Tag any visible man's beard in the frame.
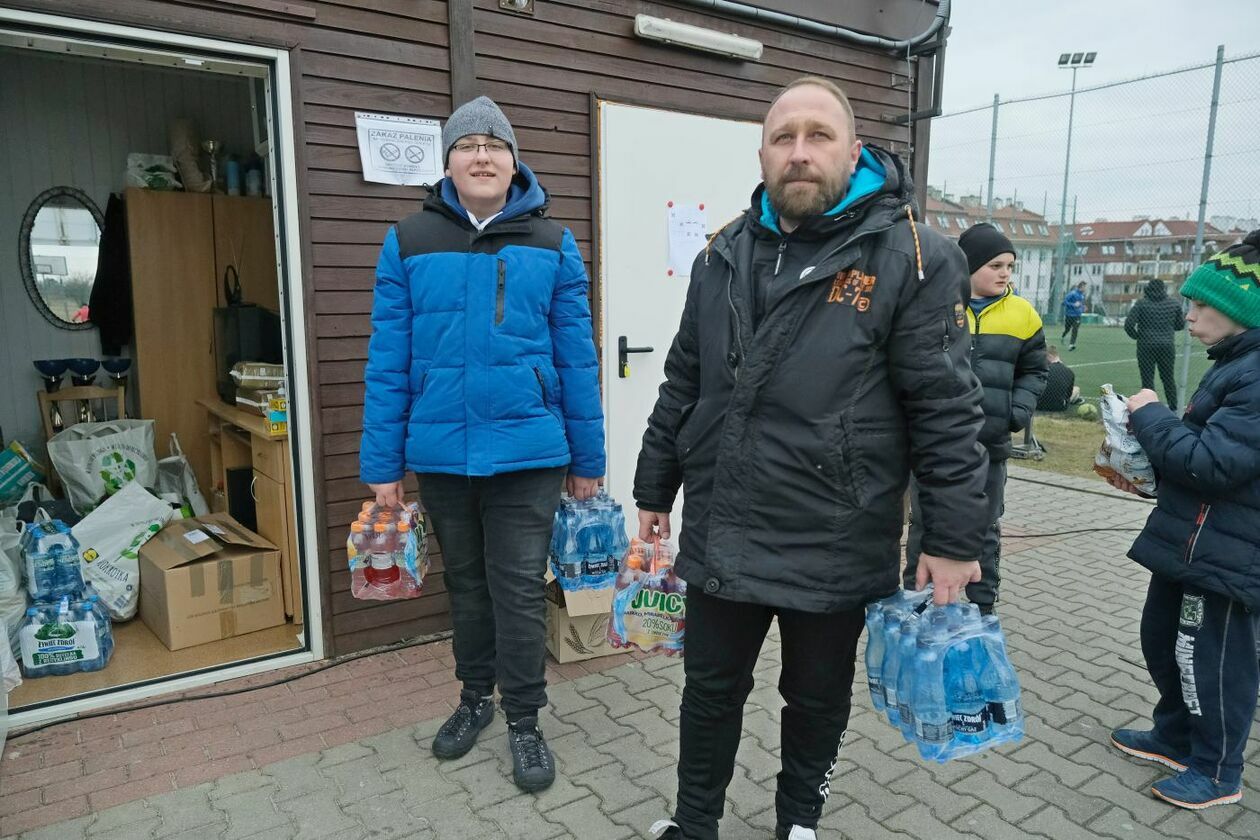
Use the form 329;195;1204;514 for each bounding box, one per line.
766;164;850;222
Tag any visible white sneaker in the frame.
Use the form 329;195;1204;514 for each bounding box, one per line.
787;827;817;840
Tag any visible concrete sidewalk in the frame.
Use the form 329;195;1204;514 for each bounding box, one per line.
3;466;1258;839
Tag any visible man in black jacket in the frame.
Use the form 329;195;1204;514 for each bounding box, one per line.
637;77;989;840
1125;277;1185;410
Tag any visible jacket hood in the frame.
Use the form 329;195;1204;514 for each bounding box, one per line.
434;161;547;223
1145;278;1168;300
748;143;914;239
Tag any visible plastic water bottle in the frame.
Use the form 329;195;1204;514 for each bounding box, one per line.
880;608;905;726
945;639;991;747
979;615;1023;742
366;522;400;587
55;540;84;598
863;604;887;712
895;615;920;742
27;546;57;600
911;627;952;761
86;593;114;667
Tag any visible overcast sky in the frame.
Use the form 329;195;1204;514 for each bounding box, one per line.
927;0;1260;226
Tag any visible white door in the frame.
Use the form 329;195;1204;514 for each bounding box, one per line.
598;101;763;521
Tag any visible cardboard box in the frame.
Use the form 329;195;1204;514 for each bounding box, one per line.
544;578;617;663
138;513;285;650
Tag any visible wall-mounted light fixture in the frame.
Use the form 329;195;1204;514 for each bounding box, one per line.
633;14;763;61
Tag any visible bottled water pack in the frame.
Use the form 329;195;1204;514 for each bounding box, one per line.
549;491;629;591
864;590;1023;762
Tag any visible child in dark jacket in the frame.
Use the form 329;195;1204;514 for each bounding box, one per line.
1105;230;1260;810
903;223;1048;612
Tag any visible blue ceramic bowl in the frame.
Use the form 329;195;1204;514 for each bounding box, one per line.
101;358;132;375
66;358;101;376
33;359;70;377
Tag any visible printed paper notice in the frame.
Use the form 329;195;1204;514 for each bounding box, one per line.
355;112;442;186
183;529;210;545
668;205;707;276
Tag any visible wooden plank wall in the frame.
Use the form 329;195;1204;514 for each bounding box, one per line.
12;0;455;655
320;0;918;655
15;0;926;657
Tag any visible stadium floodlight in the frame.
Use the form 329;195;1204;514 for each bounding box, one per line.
1049;50;1099;321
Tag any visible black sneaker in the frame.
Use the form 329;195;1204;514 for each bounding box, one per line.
432;690;495;760
507;716;555;792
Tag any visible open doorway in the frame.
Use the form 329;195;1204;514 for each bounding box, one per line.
0;18;320;722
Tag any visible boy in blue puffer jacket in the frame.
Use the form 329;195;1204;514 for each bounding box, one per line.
1105;230;1260;810
359;97;605;793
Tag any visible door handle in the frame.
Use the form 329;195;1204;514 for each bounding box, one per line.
618;335;654;378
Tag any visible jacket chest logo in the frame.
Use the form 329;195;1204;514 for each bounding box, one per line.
827;268;876;311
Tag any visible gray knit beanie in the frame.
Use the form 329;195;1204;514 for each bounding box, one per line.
442;96;517;165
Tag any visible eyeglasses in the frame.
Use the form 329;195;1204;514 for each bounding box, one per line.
451;140;512;156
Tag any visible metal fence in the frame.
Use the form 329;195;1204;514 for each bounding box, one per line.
925;47;1260;465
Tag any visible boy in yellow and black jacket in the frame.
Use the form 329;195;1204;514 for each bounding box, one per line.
904;223;1048;611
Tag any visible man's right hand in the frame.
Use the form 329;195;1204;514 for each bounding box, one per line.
916;553;981;605
368;481;405;508
638;509;672;541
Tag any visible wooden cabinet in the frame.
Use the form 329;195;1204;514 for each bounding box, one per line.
201;399;302;624
125;189;278;501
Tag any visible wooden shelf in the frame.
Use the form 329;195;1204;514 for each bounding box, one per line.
198;397;287;441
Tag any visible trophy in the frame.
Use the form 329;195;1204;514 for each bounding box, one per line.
66;358;101;423
102;358;131;420
34;359;68;433
202;139;222;192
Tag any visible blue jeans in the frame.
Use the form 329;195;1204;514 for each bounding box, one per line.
1142;573;1260;786
418;467;565;718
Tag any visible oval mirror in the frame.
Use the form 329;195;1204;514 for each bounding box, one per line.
19;186;104;330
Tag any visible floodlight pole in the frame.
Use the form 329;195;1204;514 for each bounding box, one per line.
1048;52;1095;324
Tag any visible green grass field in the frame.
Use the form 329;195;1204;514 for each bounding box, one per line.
1046;324;1211;404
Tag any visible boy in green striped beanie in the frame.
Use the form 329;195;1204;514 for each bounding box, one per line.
1104;229;1260;810
1178;229;1260;331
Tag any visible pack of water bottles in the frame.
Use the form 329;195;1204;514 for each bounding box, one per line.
20;515;83;601
864;588;1023;763
346;502;428;601
549;491;630;592
607;538;686;656
18;586;114;678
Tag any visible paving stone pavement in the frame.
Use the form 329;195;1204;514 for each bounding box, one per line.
7;467;1260;839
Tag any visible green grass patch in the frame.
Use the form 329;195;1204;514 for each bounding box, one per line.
1011;413;1106;481
1049;324;1211;403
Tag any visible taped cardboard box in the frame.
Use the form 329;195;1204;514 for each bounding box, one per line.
544;577;616;663
137;513;284;650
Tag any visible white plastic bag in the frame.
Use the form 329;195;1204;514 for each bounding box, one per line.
1;589;26;661
0;625;20;693
0;511;20;598
71;481;172;620
1093;383;1158;497
47;420;158;513
125;153;182;190
155;434;209;518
